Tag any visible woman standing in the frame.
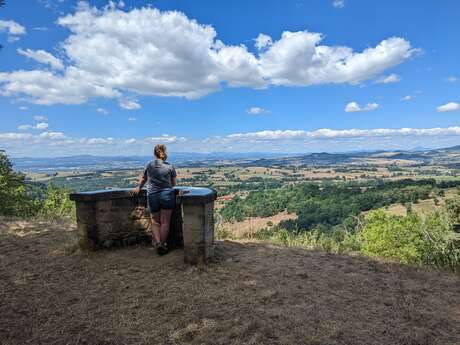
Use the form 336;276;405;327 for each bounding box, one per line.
132;144;177;255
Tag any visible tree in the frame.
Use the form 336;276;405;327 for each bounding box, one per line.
0;150;38;216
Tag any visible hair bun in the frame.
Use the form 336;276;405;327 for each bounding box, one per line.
154;144;167;160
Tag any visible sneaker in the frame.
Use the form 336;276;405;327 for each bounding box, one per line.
156;244;169;256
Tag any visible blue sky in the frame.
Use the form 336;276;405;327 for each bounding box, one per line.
0;0;459;157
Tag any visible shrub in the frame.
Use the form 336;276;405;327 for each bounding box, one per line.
361;208;460;271
39;184;76;220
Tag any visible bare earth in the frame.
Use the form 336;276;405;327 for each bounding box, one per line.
1;218;459;345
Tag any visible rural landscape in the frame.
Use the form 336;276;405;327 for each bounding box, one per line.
2;0;460;344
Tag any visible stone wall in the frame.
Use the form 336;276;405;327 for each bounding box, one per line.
70;187;217;264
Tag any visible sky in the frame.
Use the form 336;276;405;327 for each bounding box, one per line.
0;0;459;157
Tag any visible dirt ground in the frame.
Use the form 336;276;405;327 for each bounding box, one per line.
1;218;459;345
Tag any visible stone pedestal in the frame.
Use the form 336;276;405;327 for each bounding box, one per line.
70;186;217;264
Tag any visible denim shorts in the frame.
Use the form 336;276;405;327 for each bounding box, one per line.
147;189;175;213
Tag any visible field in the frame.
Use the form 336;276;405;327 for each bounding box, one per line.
24;151;460;238
1;217;459;345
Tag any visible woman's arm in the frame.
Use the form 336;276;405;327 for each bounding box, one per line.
132;168;147;195
171;176;177;187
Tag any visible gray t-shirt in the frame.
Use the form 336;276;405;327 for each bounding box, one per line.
142;159;176;194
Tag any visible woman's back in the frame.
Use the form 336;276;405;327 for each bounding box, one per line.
143;159;176;194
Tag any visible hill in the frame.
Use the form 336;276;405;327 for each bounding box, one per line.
1;218;459;345
11;144;460;172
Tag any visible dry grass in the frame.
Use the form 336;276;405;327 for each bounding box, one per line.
220;211;297;238
1;218;459;345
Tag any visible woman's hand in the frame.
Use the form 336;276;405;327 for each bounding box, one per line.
131;186;141;196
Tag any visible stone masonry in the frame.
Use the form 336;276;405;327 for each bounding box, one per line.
70;186;217;264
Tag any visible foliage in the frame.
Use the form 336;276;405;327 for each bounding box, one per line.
0;151;75;220
39;184;76;220
219;179;448;231
0;150;40;216
224;194;460;272
360;207;460;271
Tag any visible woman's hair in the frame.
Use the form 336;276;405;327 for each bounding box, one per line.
154;144;167;160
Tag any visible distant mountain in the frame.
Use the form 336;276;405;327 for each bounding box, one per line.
10;144;460;171
11;152;295;172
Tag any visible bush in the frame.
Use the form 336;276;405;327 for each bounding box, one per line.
361;208;460;271
39;184;76;220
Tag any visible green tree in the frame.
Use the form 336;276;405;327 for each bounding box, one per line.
40;184;75;220
0;150;38;216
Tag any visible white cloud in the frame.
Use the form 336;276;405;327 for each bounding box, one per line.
3;126;460;156
376;73;400;84
17;122;49;131
17;48;64;70
401;95;413;101
128;117;137;121
226;127;460;140
254;34;272;50
0;20;26;35
35;122;49;130
345;101;379;112
119;99;141;110
17;125;33;131
0;4;417;105
0;132;32;140
33;27;49;31
19;106;28;111
145;135;186;144
333;0;345;8
96;107;109;115
39;131;66;139
446;76;457;83
33;115;47;121
247;107;269;115
437;102;460;113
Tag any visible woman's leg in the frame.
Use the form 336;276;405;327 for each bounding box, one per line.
159;208;173;245
150;212;161;246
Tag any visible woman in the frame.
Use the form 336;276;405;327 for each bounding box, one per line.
132;144;177;255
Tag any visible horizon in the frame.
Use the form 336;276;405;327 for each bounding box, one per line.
1;1;460;157
9;142;458;160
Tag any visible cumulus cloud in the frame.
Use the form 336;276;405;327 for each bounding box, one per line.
127;117;137;121
145;135;186;144
446;76;457;83
0;20;26;35
3;126;460;156
333;0;345;8
437;102;460;113
17;48;64;70
17;125;33;131
96;107;109;115
0;4;417;106
17;122;49;131
0;132;33;140
247;107;269;115
254;34;272;50
376;73;400;84
225;127;460;140
33;115;47;121
119;99;141;110
39;131;66;139
401;95;413;101
36;122;49;130
345;101;379;112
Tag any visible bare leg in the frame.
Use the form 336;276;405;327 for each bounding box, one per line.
159;209;173;245
150;212;161;246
